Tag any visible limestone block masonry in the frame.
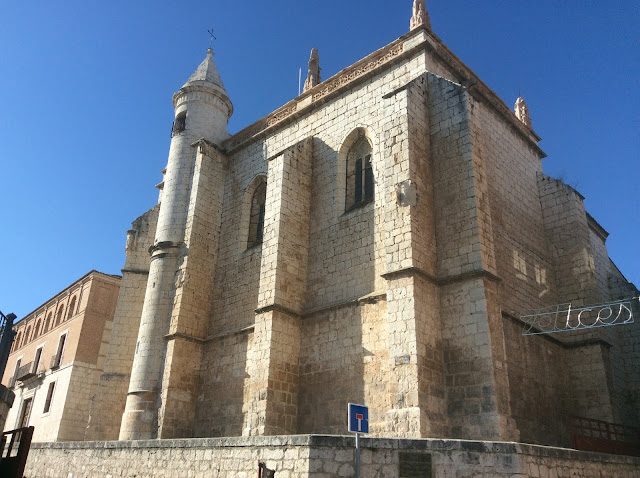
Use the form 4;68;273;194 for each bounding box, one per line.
25;435;640;478
120;48;233;440
90;1;639;451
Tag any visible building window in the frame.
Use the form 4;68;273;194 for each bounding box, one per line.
33;347;43;374
52;334;67;369
9;358;22;388
247;180;267;248
43;382;56;413
19;397;33;428
45;311;53;332
11;333;21;353
171;111;187;137
24;325;32;345
345;136;374;211
67;297;77;319
55;305;65;327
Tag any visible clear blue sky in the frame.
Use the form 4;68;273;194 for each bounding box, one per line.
1;1;638;319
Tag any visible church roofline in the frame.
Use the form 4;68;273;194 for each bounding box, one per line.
586;212;610;242
222;25;546;159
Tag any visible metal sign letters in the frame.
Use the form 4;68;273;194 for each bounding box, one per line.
521;297;638;336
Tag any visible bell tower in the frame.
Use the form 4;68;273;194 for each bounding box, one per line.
119;48;232;440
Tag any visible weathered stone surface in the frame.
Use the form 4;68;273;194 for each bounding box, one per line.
78;2;639;451
25;435;640;477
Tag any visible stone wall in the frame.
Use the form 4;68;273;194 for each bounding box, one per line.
89;23;639;445
25;435;640;478
298;301;389;436
197;42;431;439
86;207;158;441
0;385;14;430
501;316;570;448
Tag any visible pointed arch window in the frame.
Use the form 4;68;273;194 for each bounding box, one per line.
247;180;267;248
67;297;77;319
345;136;374;211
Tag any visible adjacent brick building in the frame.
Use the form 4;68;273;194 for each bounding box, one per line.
86;1;639;449
1;271;120;442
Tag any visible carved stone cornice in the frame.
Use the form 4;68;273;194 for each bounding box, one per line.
223;35;409;154
223;26;546;159
172;84;233;119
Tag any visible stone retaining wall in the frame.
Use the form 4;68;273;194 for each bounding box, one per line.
25;435;640;477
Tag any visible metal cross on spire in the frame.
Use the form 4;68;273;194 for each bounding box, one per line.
207;29;216;49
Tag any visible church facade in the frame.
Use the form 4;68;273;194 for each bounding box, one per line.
86;1;639;448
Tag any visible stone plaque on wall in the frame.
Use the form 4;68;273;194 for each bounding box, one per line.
398;452;432;477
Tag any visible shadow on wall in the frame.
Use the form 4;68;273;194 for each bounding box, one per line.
192;151;268;438
297;134;381;434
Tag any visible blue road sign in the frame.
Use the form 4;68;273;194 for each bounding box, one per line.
348;403;369;434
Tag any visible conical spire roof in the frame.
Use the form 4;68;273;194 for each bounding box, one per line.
182;48;228;93
175;47;233;120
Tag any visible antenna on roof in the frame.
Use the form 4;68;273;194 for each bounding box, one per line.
298;68;302;96
207;29;217;49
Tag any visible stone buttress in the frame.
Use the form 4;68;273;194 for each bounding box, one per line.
119;49;232;440
243;139;313;435
380;75;448;437
426;73;518;441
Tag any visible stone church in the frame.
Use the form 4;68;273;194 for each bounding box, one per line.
86;1;639;448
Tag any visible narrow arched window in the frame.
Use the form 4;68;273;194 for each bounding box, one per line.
247;181;267;248
345;136;374;211
171;111;187;137
12;332;22;352
25;325;32;345
45;311;53;332
67;297;77;319
35;320;42;339
55;305;65;327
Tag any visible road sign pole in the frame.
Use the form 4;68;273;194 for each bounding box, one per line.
348;402;368;478
355;432;361;478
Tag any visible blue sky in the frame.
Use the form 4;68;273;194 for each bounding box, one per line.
1;1;638;319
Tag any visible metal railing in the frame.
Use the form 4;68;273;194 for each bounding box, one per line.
13;360;45;384
0;426;34;478
14;362;35;382
568;415;640;457
50;352;63;369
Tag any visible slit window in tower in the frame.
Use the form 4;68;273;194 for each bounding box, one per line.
171;112;187;137
248;180;267;248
